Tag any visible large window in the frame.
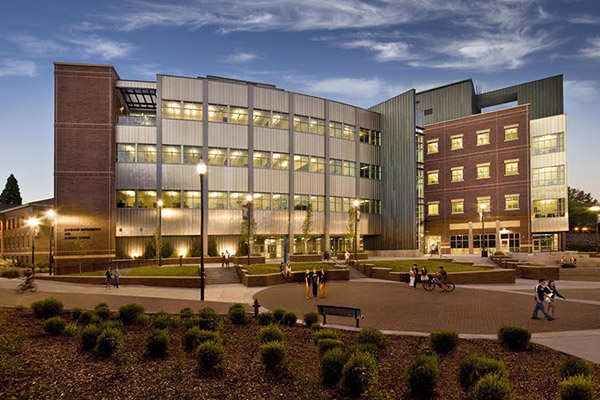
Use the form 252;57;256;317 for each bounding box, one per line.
116;190;135;208
162;100;181;119
477;197;491;212
253;151;271;169
330;197;352;213
330;122;343;138
294;155;309;171
208;104;227;123
183;146;202;164
117;143;136;163
253;109;270;127
183;191;201;208
272;153;289;170
310;156;326;173
476;130;490;146
450;235;469;250
504;160;519;176
229;149;248;167
359;128;370;143
360;163;369;178
370;165;381;180
137;144;157;163
208;148;228;165
504;125;518;141
230;106;248;125
500;233;520;252
534;198;566;218
311;195;325;211
229;192;248;210
343;161;356;177
360;199;370;213
272;194;289;210
183;102;202;121
272;112;289;129
294;194;310;210
162;191;181;208
209;192;228;209
253;193;271;210
343;124;355;140
428;202;439;216
137;191;157;208
474;234;496;249
370;130;380;146
532;132;564;155
427;140;439;154
162;145;181;164
505;195;519;210
451;200;464;214
310;118;325;135
451;135;463;150
451;167;464;182
427;171;439;185
330;159;343;175
477;163;490;179
293;115;309;132
533;165;565;187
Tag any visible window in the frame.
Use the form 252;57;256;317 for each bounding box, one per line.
370;165;381;180
427;171;439;185
533;165;565;187
500;233;520;252
310;118;325;134
183;146;202;164
253;193;271;210
451;135;463;150
474;234;496;250
208;192;228;209
272;112;289;129
428;202;439;216
360;199;370;213
253;109;270;127
360;163;370;178
272;153;289;170
137;144;157;163
162;191;181;208
294;194;310;210
476;130;490;146
532;132;564;155
183;102;202;121
329;159;343;175
162;145;181;164
183;191;201;208
451;200;464;214
450;235;469;249
116;190;135;208
293;115;309;132
208;148;228;165
162;100;181;119
343;124;355;141
533;198;566;218
373;131;381;146
272;194;289;210
372;199;381;214
359;128;370;143
504;125;518;141
451;167;464;182
137;191;157;208
117;143;136;163
504;160;519;176
369;130;378;145
330;122;343;138
230;106;248;125
311;195;325;211
294;155;309;171
505;195;519;210
343;161;356;177
477;163;490;179
330;197;342;212
229;149;248;167
229;192;248;209
424;108;433;116
427;140;439;154
208;104;227;123
477;197;491;212
310;156;326;173
253;151;271;168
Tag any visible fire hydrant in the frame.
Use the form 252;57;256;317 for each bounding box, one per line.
253;299;260;317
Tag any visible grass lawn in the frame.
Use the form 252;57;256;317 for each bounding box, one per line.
70;265;200;277
243;262;344;275
370;259;492;273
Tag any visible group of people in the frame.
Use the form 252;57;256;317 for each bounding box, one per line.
305;267;328;299
532;278;566;321
560;256;577;268
279;262;292;280
407;264;448;289
104;266;120;289
220;251;232;268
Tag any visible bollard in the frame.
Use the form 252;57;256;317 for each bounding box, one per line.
253;298;260;317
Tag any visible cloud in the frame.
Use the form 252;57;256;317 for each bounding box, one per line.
564;80;598;99
7;34;66;57
0;59;36;77
224;51;260;63
71;21;105;31
579;37;600;59
567;15;600;24
62;37;134;60
342;40;414;62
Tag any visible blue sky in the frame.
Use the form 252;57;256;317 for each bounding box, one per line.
1;0;599;203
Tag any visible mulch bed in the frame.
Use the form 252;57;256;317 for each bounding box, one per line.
1;307;599;399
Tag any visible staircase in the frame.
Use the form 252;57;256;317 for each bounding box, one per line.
204;267;241;285
348;265;367;280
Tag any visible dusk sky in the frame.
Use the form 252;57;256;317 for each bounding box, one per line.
1;0;599;203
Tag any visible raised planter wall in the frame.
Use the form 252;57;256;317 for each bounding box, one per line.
235;265;349;287
515;265;560;280
37;275;202;288
336;252;368;260
289;254;323;262
356;264;515;284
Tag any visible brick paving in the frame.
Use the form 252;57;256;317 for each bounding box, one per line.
512;288;600;303
254;281;600;334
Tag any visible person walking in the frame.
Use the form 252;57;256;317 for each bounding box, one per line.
420;266;428;288
305;269;312;299
545;280;566;317
344;250;350;264
221;252;226;268
225;250;230;268
105;267;112;290
113;267;120;289
532;278;554;321
319;268;327;297
409;266;416;289
312;267;319;298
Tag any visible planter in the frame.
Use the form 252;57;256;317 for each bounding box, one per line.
289;254;323;262
336;252;368;261
235;264;350;287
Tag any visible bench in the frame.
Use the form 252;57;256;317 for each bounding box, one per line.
317;304;363;327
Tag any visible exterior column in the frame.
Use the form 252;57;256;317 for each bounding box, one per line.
323;101;330;254
202;80;209;256
496;219;501;251
288;93;295;256
468;221;473;254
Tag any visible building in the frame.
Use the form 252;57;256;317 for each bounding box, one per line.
51;63;567;273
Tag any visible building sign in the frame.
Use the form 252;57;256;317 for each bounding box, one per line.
63;227;102;240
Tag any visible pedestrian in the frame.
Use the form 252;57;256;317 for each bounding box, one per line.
545;280;566;317
409;266;416;289
285;262;292;279
420;266;428;287
279;261;286;279
221;252;226;268
319;268;327;297
113;267;120;289
225;250;230;267
344;250;350;264
413;266;419;288
305;269;312;299
312;267;319;297
532;278;554;321
105;266;112;290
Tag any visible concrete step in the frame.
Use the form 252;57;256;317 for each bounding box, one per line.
348;266;367;280
204;267;241;285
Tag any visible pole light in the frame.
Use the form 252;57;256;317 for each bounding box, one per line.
479;203;487;257
46;210;56;275
353;199;360;264
157;199;164;266
197;161;207;301
590;206;600;252
245;194;253;267
26;217;39;266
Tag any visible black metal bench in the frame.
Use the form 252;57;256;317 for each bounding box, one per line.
317;305;363;327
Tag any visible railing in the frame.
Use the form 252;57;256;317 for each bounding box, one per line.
118;115;156;126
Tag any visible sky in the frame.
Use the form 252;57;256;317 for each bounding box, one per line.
0;0;599;203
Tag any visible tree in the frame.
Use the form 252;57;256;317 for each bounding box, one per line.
345;207;356;251
0;174;22;205
72;239;87;274
189;238;202;257
208;236;218;257
301;203;313;253
154;227;162;260
239;202;257;256
568;186;599;230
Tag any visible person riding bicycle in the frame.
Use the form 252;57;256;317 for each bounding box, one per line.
436;266;448;285
24;268;35;286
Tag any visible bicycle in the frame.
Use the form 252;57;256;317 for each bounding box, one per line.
16;279;38;294
423;275;455;292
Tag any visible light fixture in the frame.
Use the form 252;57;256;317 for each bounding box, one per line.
353;199;360;208
479;203;487;210
197;161;207;176
46;210;56;218
246;194;253;202
590;206;600;212
500;228;510;234
157;200;164;207
26;218;39;227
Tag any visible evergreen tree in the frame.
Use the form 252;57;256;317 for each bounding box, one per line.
239;202;257;256
568;186;599;230
0;174;22;205
345;207;356;251
301;203;313;253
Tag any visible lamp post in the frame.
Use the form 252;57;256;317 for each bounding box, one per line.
46;210;56;275
590;205;600;252
26;217;40;266
479;203;487;257
353;199;360;264
157;199;163;266
245;194;253;266
197;162;207;301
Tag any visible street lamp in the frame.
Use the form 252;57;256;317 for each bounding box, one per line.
46;210;56;275
245;194;253;267
590;206;600;252
26;217;40;266
353;199;361;264
479;203;487;257
197;161;207;301
157;199;164;266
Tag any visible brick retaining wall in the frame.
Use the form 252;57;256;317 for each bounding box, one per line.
235;265;349;287
37;275;202;288
514;265;560;280
356;264;515;284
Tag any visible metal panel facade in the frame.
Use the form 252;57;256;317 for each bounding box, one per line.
416;80;476;125
253;127;289;152
161;76;203;102
116;125;157;144
162;120;202;145
208;81;248;106
293;94;325;118
329;101;356;125
254;87;289;112
116;164;157;189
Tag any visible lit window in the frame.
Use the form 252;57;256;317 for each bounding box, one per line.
476;130;490;146
330;197;342;212
427;140;439;154
343;161;356;177
208;104;227;123
360;199;370;213
360;163;370;179
532;132;564;155
116;190;135;208
229;106;248;125
162;145;181;164
451;167;464;182
504;160;519;176
505;195;519;210
477;197;491;212
253;109;271;127
272;112;289;129
310;157;326;173
137;191;157;208
253;193;271;210
293;194;310;210
183;146;202;164
451;200;464;214
162;100;181;119
208;148;228;166
137;144;157;163
428;202;439;216
329;159;343;175
369;130;378;145
229;149;248;167
183;102;202;121
451;135;463;150
162;191;181;208
311;195;325;211
272;194;289;210
374;131;381;146
427;171;439;185
294;155;309;171
183;191;201;208
533;198;566;218
310;118;325;135
359;128;370;143
330;122;343;138
343;124;355;140
272;153;289;170
253;151;271;168
229;192;249;210
532;165;565;187
117;143;136;163
208;192;228;209
293;115;309;132
477;163;490;179
504;125;518;141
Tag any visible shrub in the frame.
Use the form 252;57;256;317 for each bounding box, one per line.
459;354;508;390
196;308;222;331
357;328;387;349
113;351;137;376
558;375;596;400
429;330;459;354
259;341;287;371
346;343;379;360
257;312;274;326
229;303;245;311
94;303;111;320
341;351;378;397
145;329;170;358
135;313;151;327
64;323;78;337
471;374;512;400
497;326;531;350
321;347;347;385
81;324;101;350
179;307;194;319
153;313;176;330
14;304;26;312
95;327;124;358
78;310;99;326
317;338;344;357
0;268;20;279
558;358;593;379
183;328;220;352
311;323;322;331
313;328;339;345
195;341;225;370
0;333;27;356
31;297;64;319
282;311;297;326
228;307;247;325
303;311;320;326
43;317;66;336
272;308;287;322
99;320;123;332
403;354;441;399
70;307;84;321
119;303;145;325
259;325;284;344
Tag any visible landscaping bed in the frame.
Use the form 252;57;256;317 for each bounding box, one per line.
69;265;201;277
243;262;344;275
369;259;492;272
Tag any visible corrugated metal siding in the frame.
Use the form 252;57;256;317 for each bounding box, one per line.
291;211;325;234
329;213;349;235
161;209;202;236
329;138;356;161
415;81;475;125
162;119;202;145
208;81;248;106
207;166;248;191
254;87;289;112
255;210;289;235
359;178;380;199
116;209;158;237
358;143;380;164
294;172;325;195
116;125;157;144
162;164;202;190
254;169;289;193
161;76;203;102
330;175;356;198
364;215;382;235
358;109;380;130
207;123;248;148
116;164;157;189
294;132;325;156
254;127;289;152
293;94;324;118
329;102;356;125
208;210;244;234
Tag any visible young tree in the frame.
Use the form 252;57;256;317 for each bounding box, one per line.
301;203;313;253
189;238;202;257
72;239;87;274
568;186;599;230
0;174;22;205
345;207;356;252
239;202;257;256
154;227;162;260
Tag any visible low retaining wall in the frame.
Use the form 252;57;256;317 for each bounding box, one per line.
37;275;202;288
235;265;350;287
366;249;422;258
336;252;368;261
289;254;323;262
355;264;515;284
515;265;560;280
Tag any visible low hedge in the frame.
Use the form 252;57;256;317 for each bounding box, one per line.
341;351;378;397
313;329;339;345
471;373;512;400
259;341;287;371
228;306;248;325
81;325;101;350
195;340;225;370
404;354;441;399
145;329;171;358
281;311;297;326
95;327;124;358
459;354;508;390
558;358;593;379
497;325;531;350
558;375;596;400
272;308;287;322
429;330;459;354
257;312;274;326
259;325;284;344
183;328;221;352
31;297;64;319
303;312;320;326
316;339;344;357
43;317;66;336
119;303;145;326
357;328;387;349
94;303;111;320
321;347;347;385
